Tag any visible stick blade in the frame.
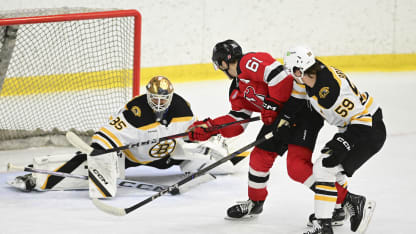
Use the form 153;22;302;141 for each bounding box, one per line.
66;131;94;154
92;198;127;216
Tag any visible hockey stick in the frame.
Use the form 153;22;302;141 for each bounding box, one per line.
66;116;260;156
7;163;179;195
92;131;274;216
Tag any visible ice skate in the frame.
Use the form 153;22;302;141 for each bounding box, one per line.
7;174;36;192
307;207;346;227
343;192;376;233
304;219;333;234
225;199;264;219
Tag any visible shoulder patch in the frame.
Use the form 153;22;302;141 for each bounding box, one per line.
130;106;141;117
310;65;341;109
123;94;156;128
319;87;330;99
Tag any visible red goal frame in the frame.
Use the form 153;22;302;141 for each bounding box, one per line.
0;9;142;96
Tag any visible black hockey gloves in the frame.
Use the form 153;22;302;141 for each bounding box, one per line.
272;114;292;141
322;133;353;168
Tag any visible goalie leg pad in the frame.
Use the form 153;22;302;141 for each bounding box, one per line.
33;153;88;191
88;152;118;199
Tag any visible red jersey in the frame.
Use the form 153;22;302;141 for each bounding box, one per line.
214;52;293;137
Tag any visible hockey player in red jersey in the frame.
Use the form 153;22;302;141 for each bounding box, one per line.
187;40;340;220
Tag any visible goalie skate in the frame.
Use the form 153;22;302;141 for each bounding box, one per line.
7;174;36;192
225;199;264;220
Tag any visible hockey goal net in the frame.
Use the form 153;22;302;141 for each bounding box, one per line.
0;8;141;150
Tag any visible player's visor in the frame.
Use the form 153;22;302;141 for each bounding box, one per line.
212;60;220;70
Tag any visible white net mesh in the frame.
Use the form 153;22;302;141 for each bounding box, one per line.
0;8;138;149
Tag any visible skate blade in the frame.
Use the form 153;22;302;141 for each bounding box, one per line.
307;220;344;227
357;200;376;234
224;214;259;220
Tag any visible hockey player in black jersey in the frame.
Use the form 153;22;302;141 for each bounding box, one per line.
280;47;386;234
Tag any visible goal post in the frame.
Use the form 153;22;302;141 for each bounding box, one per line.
0;8;141;149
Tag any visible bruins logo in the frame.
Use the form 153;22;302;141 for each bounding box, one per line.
131;106;141;117
319;87;330;99
149;139;176;158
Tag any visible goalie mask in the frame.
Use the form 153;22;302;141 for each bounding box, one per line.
146;76;174;119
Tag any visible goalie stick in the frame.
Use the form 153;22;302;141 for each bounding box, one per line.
66;116;260;156
7;163;179;195
92;131;274;216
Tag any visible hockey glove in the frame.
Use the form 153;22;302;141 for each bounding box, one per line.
322;133;353;167
261;97;281;125
273;114;292;141
188;118;219;142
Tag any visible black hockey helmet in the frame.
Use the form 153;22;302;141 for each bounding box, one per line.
212;39;243;71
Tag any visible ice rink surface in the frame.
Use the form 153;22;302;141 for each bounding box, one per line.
1;72;415;234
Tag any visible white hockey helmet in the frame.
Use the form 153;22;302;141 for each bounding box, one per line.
146;76;174;113
283;46;315;84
